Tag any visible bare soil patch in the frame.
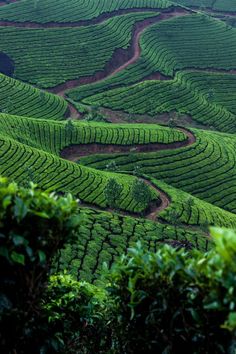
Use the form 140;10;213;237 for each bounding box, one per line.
48;8;189;96
60;127;196;162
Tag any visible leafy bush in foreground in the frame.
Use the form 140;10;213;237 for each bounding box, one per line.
43;273;108;353
1;178;236;353
105;229;236;353
0;178;80;353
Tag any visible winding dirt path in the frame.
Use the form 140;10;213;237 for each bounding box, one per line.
48;8;189;96
61;126;196;220
189;5;236;18
78;177;170;221
144;179;170;220
61;127;196;162
0;7;177;28
0;6;190;119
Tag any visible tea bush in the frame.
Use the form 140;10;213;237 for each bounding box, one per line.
0;177;80;353
105;229;236;353
43;273;109;353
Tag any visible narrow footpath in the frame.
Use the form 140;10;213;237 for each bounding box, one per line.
48;8;189;96
61;126;196;220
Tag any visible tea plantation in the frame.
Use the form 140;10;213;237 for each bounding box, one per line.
0;73;68;119
0;0;172;23
0;11;159;87
82;71;236;132
1;0;236;350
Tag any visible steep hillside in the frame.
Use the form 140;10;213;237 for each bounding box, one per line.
0;0;236;281
0;73;68;119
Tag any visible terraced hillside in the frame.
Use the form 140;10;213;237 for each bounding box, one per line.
0;0;236;281
56;207;211;282
0;11;161;87
174;0;236;13
81;70;236;132
0;0;172;22
67;12;236;131
0;73;68;119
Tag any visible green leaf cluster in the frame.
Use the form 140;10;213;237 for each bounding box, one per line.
104;228;236;353
43;272;109;353
0;177;80;353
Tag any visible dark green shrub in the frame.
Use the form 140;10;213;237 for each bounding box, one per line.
43;273;109;353
105;229;236;353
131;178;152;213
0;177;80;353
104;178;123;209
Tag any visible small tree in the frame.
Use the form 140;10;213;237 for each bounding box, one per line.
39;90;46;102
131;179;152;210
186;196;194;210
106;160;118;172
104;178;123;209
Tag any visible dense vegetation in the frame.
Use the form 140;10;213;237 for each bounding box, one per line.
81;70;236;132
1;0;236;351
1;180;236;353
0;114;186;153
80;129;236;213
0;73;68;119
0;11;158;87
0;0;172;22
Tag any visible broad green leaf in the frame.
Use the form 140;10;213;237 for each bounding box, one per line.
38;250;46;264
13;197;28;221
12;235;26;246
11;251;25;265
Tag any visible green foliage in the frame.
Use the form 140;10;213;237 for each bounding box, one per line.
84;106;108;122
0;115;186;155
43;273;109;353
65;119;75;134
104;178;123;209
106;160;118;172
0;129;154;213
168;117;177;128
0;73;67;120
0;12;158;87
104;228;236;353
0;0;171;23
83;70;236;133
131;178;152;210
56;208;211;283
0;177;80;353
80;129;236;214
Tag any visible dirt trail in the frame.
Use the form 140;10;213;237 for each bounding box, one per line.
78;177;170;221
0;6;189;119
61;126;195;220
143;179;170;220
189;5;236;18
206;9;236;17
61;127;196;162
48;8;189;96
0;7;178;28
